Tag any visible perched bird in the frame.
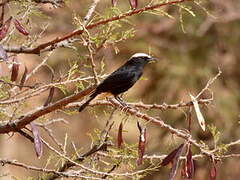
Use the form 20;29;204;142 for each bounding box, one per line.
79;53;157;112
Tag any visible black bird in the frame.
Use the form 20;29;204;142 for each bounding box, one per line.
79;53;157;112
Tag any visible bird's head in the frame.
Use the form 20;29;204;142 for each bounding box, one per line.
129;53;157;65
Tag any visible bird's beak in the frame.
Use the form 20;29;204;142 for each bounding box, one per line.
148;57;158;63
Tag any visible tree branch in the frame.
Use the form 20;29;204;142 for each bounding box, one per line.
0;86;95;134
4;0;192;54
108;98;212;157
68;98;212;110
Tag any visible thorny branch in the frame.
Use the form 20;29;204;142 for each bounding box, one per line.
0;85;95;133
109;98;212;156
0;159;103;179
0;0;64;7
1;145;239;178
96;152;240;161
0;93;211;134
37;133;158;178
45;110;115;180
4;0;192;54
13;114;114;180
0;70;219;150
83;25;99;84
83;0;101;25
2;67;234;178
82;0;101;84
0;79;35;89
68;98;213;110
196;68;222;99
1;0;239;179
0;74;108;105
33;0;64;6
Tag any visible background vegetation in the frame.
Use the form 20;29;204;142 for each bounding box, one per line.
0;0;239;179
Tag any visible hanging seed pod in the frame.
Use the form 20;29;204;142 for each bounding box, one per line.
167;144;185;180
136;122;146;166
117;122;123;148
30;122;43;159
19;65;28;90
112;0;118;6
190;94;206;131
0;16;12;40
161;144;184;166
182;144;194;179
129;0;138;9
210;161;217;180
10;57;20;82
14;19;29;36
44;87;55;106
186;146;194;178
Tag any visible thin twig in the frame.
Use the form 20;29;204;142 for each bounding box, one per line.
83;0;101;26
87;42;99;84
97;152;240;161
0;79;35;89
81;23;99;84
196;68;222;99
0;158;102;179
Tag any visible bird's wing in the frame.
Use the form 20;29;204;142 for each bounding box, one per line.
96;66;141;94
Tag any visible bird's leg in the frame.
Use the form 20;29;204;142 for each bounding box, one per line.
115;95;127;107
114;95;135;113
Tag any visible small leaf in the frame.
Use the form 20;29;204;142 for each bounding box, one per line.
168;144;185;180
161;143;184;166
44;87;55;106
30;122;43;158
112;0;117;6
19;65;28;90
11;57;20;82
190;94;206;131
0;45;8;61
136;122;146;166
117;122;123;148
0;16;12;40
210;164;217;180
129;0;138;9
14;19;29;36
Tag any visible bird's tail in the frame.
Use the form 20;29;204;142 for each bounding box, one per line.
79;91;98;112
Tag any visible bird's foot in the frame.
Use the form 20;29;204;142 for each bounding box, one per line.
115;96;127;106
